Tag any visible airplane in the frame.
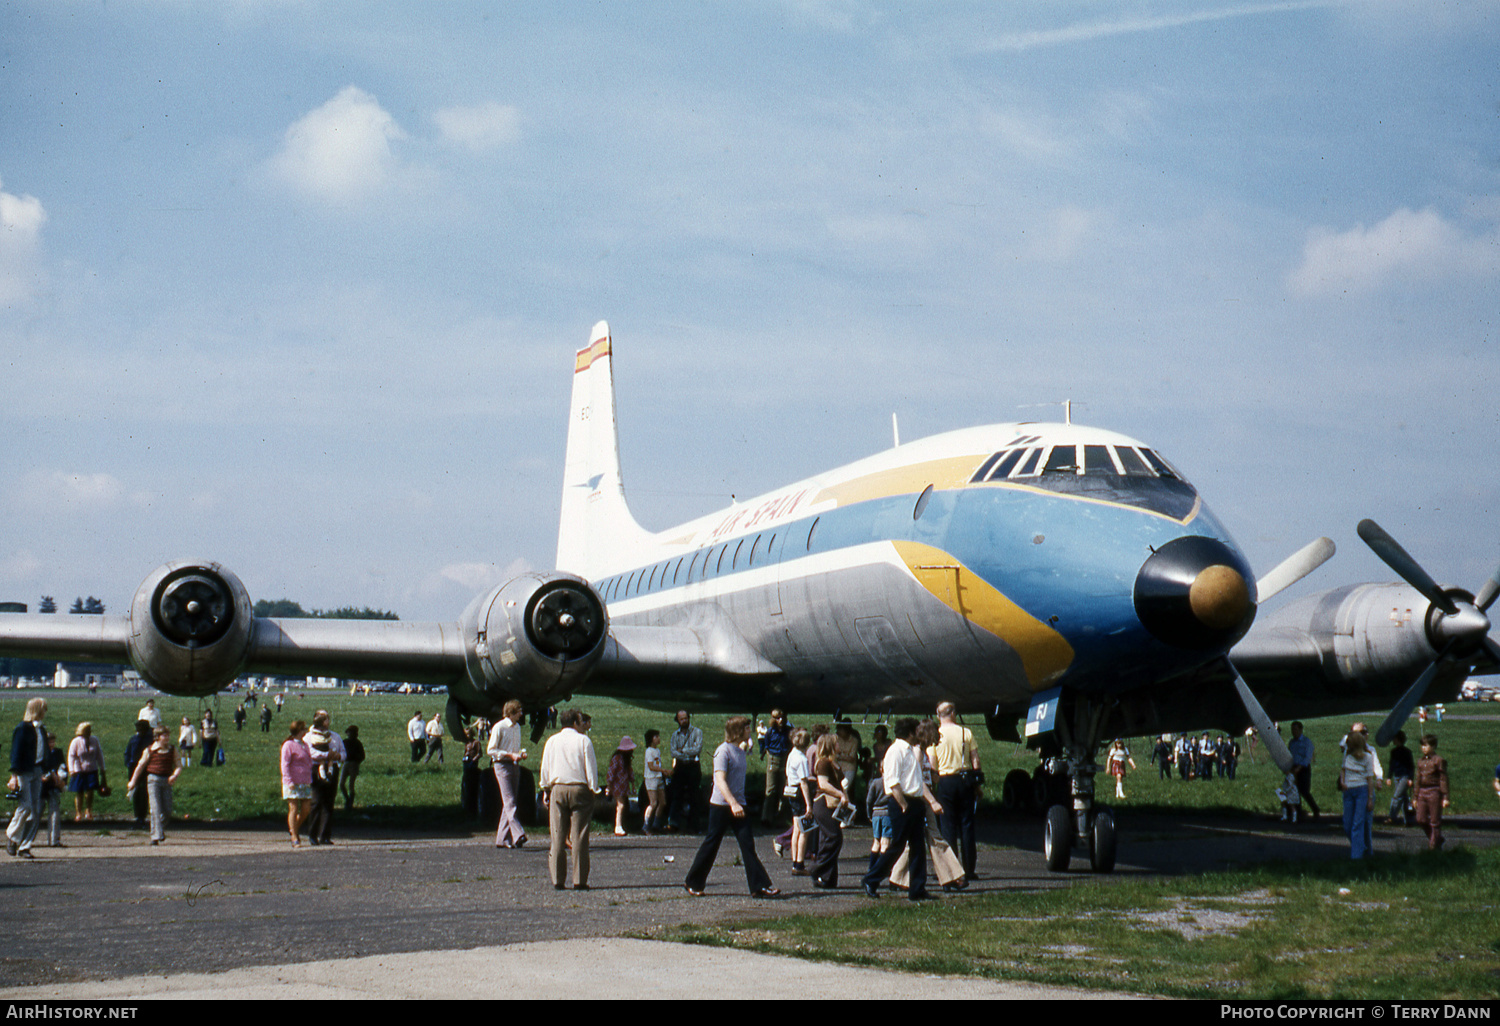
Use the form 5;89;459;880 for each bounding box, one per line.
2;321;1497;873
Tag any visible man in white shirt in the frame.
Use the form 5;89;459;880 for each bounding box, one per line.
540;708;598;890
407;711;427;762
861;718;941;901
137;699;163;731
487;699;528;849
305;710;345;845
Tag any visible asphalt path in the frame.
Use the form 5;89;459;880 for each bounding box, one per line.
2;805;1495;1000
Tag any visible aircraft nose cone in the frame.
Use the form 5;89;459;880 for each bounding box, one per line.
1135;536;1256;650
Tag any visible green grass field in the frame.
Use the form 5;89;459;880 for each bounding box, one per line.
4;688;1497;826
665;846;1500;999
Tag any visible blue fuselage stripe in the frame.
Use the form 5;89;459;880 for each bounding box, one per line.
597;484;1246;694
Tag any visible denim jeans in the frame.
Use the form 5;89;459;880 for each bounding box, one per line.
1342;785;1372;859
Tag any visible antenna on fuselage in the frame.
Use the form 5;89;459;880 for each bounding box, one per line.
892;413;900;448
1018;400;1077;425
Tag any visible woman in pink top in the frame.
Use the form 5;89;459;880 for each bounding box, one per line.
280;720;313;847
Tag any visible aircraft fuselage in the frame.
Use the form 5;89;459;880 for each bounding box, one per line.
584;422;1254;716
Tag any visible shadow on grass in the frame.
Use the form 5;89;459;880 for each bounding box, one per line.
1235;845;1481;886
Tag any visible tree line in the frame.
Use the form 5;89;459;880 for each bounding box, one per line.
253;599;399;620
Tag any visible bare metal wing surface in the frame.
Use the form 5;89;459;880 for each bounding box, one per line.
3;319;1496;874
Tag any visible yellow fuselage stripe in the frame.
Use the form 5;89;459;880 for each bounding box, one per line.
893;540;1075;691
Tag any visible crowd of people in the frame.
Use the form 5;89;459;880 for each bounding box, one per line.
1149;732;1243;782
3;692;371;853
465;700;987;899
7;692;1493;880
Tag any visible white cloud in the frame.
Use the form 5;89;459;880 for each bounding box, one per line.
974;2;1331;53
434;102;521;151
437;558;530;593
1288;207;1500;295
265;86;406;204
0;176;46;304
7;471;156;516
1028;205;1094;263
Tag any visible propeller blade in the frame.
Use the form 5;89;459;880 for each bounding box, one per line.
1474;564;1500;613
1226;657;1294;775
1483;635;1500;668
1375;648;1452;748
1256;536;1336;604
1356;519;1458;615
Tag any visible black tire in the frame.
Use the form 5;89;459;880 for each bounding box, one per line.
1089;807;1117;873
1002;769;1034;813
1043;804;1072;872
1035;765;1072;809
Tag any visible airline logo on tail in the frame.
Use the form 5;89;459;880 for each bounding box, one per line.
575;332;611;373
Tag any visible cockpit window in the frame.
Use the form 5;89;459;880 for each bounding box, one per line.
1042;445;1079;475
989;449;1026;480
1083;445;1116;476
1115;446;1152;476
1140;449;1180;480
970;452;1004;483
969;439;1197;519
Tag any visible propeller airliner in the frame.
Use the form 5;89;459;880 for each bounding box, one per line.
3;321;1495;872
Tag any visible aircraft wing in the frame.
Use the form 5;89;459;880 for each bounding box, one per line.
0;613;132;666
0;610;467;689
244;618;467;686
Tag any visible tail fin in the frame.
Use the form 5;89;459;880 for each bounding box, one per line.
556;321;654;577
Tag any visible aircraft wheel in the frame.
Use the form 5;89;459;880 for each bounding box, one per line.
1089;807;1117;874
1043;804;1072;872
1033;766;1064;809
1002;769;1034;813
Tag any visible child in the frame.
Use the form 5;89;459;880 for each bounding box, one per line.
340;725;365;810
1276;772;1301;823
40;732;66;847
1107;739;1136;799
642;730;665;835
865;763;891;874
607;737;636;836
1413;734;1449;851
1385;731;1415;826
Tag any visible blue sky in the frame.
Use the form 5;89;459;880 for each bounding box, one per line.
2;1;1496;622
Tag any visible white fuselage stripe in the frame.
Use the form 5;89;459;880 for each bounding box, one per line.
604;541;905;619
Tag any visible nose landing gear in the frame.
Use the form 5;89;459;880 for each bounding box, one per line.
1039;749;1116;873
1028;689;1118;874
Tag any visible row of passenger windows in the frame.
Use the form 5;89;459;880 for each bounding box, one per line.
970;444;1182;484
599;522;818;603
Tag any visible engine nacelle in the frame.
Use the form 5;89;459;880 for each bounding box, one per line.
128;561;255;698
1246;582;1446;695
457;572;608;710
